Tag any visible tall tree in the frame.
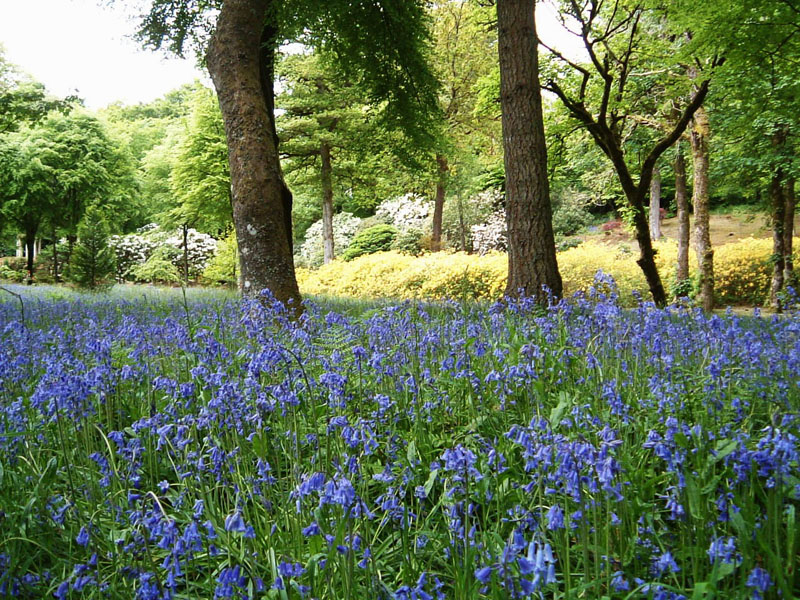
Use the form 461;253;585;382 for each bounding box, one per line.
543;2;715;306
673;139;690;288
277;52;368;264
133;0;439;306
429;1;498;252
497;0;562;300
168;85;232;235
691;104;714;311
649;162;661;240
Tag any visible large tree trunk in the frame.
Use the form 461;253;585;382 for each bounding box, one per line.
320;141;335;264
497;0;562;300
432;154;448;252
784;177;795;288
674;141;690;286
649;162;662;240
690;105;714;311
769;128;787;310
206;0;301;307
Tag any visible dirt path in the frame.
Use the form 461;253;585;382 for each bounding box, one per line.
583;212;798;247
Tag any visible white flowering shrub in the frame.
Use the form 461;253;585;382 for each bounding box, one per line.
165;229;218;278
109;232;158;282
442;188;503;251
375;193;433;232
298;212;362;268
108;224;217;282
471;210;507;255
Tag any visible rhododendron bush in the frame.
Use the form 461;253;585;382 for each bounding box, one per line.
109;224;217;281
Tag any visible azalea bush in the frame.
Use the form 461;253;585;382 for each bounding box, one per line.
0;285;797;599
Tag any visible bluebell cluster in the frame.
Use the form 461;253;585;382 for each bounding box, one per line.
0;282;797;599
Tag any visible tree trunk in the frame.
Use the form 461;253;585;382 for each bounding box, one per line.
66;234;76;268
649;162;662;240
24;227;37;283
320;141;335;264
674;141;690;286
52;226;59;282
206;0;302;308
432;154;448;252
690;105;714;311
182;223;190;283
497;0;562;301
769;128;787;310
457;193;468;252
784;177;795;288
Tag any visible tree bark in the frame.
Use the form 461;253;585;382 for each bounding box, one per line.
649;162;662;240
432;154;448;252
206;0;302;308
320;140;335;264
497;0;562;301
690;105;714;312
769;128;787;310
784;177;795;288
674;141;690;286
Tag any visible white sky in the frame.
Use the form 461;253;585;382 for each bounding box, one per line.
0;0;583;110
0;0;205;109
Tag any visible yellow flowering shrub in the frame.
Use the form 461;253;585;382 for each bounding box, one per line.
713;237;798;306
297;238;798;306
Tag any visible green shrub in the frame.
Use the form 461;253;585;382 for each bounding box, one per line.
202;230;238;287
0;262;25;282
341;224;398;261
391;228;427;256
552;190;594;236
130;246;181;284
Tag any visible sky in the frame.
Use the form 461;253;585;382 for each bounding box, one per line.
0;0;205;109
0;0;583;110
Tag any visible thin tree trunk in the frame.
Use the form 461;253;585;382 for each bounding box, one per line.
182;223;190;283
674;141;690;286
497;0;562;300
52;226;59;282
66;235;76;268
432;154;448;252
457;193;468;252
649;163;662;240
690;105;714;311
783;177;795;288
206;0;301;308
25;227;37;283
320;141;335;264
769;128;787;310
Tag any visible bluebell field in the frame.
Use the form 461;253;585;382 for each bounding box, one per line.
0;279;797;599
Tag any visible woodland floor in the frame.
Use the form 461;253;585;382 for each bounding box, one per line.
584;211;798;247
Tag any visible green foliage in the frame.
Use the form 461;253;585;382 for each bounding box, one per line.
391;228;427;256
551;190;595;237
202;230;238;287
68;206;116;290
129;245;181;284
167;86;231;233
341;224;398;261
